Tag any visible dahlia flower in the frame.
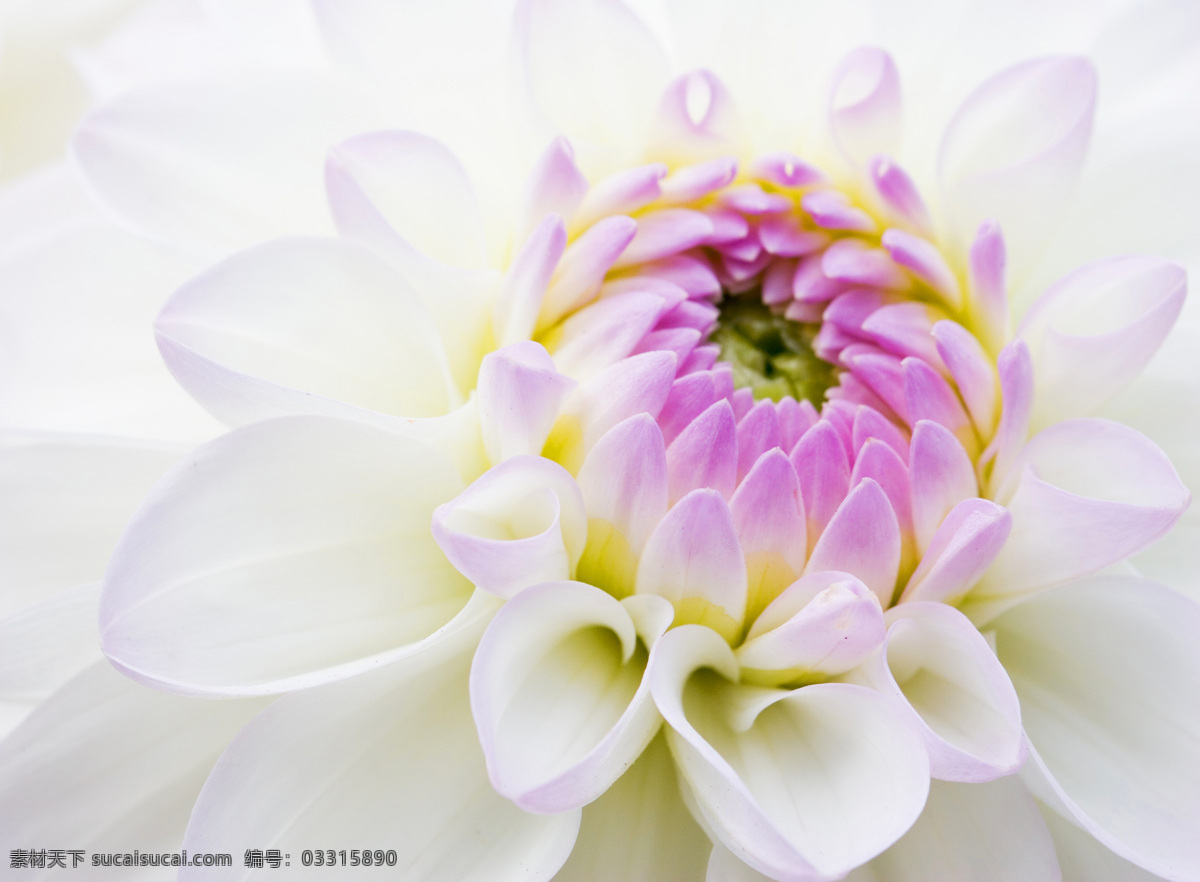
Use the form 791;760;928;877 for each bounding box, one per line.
2;0;1199;880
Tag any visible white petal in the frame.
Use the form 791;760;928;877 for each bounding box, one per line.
851;602;1025;782
555;732;711;882
939;57;1096;279
182;609;579;882
1103;321;1200;593
0;662;268;869
970;419;1188;619
995;575;1200;881
156;237;458;424
0;583;101;701
0;219;220;443
326;129;487;269
828;46;903;168
0;433;180;618
845;778;1062;882
471;581;667;813
706;843;775;882
1040;804;1169;882
651;625;929;881
517;0;670;163
737;577;886;686
432;456;587;599
102;416;472;695
72;72;389;256
1019;257;1186;428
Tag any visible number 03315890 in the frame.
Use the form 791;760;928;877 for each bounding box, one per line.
300;850;398;867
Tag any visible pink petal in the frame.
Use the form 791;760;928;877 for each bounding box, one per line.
612;208;715;269
901;498;1011;606
760;257;798;306
540;215;637;328
750;152;825;188
932;320;998;439
549;289;676;379
632;253;721;299
967;220;1008;353
778;396;818;452
880;228;963;310
869;156;933;236
651;70;742;162
519;136;589;241
574;163;667;230
851;405;910;462
790;420;851;548
850;438;913;538
477;342;576;464
802;190;878;234
656;298;719;333
493;214;566;346
703;209;751;248
632;327;702;364
657;156;738;204
730;449;807;617
903;357;975;454
804;478;902;606
658;371;719;445
576;414;668;557
681;344;719;374
844;351;909;423
735;400;782;483
861;301;946;366
719;184;790;216
666;399;738;503
909;419;979;553
792;253;844;304
547;350;677;473
979;340;1033;497
822;238;909;290
759;215;829;258
730;387;755;422
636;490;748;640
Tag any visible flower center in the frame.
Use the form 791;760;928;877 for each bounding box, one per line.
513;146;1001;644
709;295;834;406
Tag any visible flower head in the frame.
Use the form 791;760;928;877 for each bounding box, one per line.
3;1;1200;880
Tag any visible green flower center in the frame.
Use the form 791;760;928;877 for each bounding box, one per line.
709;295;836;406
